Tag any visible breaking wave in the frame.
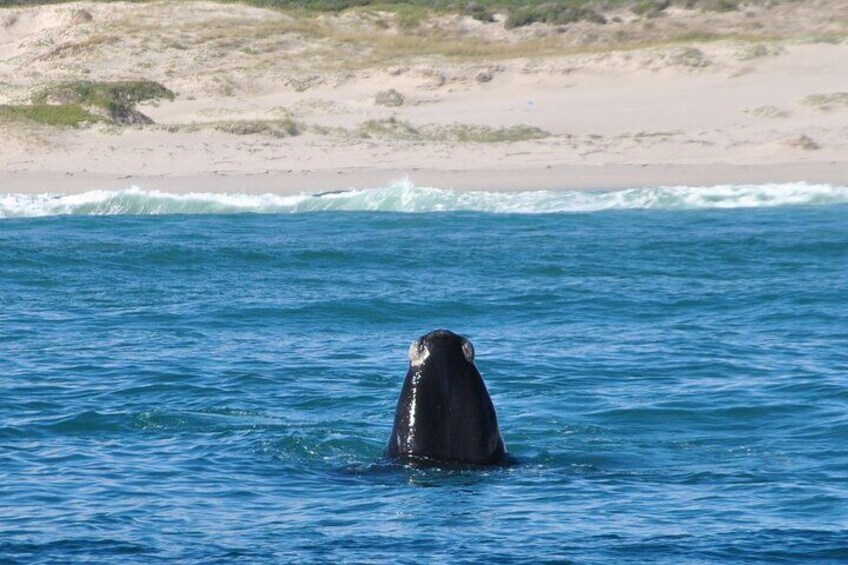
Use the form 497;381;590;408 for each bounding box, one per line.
2;181;847;218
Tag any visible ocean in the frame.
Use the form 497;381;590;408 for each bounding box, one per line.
1;182;847;563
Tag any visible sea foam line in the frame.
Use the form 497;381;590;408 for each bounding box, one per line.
1;181;847;218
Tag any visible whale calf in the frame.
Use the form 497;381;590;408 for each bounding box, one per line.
386;330;507;465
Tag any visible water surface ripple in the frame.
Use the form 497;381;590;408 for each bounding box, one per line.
1;203;847;563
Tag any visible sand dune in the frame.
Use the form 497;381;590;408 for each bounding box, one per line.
2;1;848;193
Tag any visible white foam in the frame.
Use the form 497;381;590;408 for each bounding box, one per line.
2;180;847;218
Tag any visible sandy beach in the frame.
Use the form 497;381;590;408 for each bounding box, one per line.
2;0;847;194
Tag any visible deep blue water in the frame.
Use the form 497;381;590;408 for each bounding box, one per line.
1;192;847;563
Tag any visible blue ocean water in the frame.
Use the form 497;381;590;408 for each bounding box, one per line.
1;183;847;563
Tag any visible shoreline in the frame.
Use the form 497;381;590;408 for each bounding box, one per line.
2;161;847;195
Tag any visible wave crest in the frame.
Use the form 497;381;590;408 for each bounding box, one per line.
2;181;847;218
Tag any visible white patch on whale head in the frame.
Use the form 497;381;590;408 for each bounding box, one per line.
462;339;475;363
408;340;430;367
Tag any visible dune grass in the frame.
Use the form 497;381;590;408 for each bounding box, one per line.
0;0;819;72
214;118;302;137
745;105;789;118
450;123;550;142
0;104;102;127
354;117;550;142
801;92;848;109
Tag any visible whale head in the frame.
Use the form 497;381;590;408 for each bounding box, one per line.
386;330;507;465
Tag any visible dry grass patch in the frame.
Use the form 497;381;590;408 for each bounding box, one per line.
332;31;566;63
352;117;550;142
801;92;848;110
447;123;550;142
745;105;789;118
161;117;303;137
35;35;120;61
213;118;301;137
736;42;782;60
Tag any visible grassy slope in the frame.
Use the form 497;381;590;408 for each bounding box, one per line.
0;0;775;28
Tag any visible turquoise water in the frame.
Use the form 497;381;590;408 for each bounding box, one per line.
1;184;847;563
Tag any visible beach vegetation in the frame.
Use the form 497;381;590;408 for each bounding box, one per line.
1;80;176;129
0;0;827;69
671;46;709;67
779;133;819;150
0;103;102;127
448;123;550;142
236;0;761;22
695;0;740;12
213;118;302;137
736;42;782;60
358;116;421;140
745;105;789;118
159;117;303;136
621;130;679;139
632;0;670;17
353;117;550;142
375;4;433;28
800;92;848;110
32;80;175;108
800;34;842;44
463;2;497;22
671;30;722;42
0;0;799;30
34;35;119;61
31;80;176;125
374;89;405;107
504;4;606;29
332;30;563;61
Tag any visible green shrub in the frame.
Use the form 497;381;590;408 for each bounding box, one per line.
32;80;175;107
463;1;496;22
505;3;606;29
698;0;740;12
632;0;670;17
31;80;175;125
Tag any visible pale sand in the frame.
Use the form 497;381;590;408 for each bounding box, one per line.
2;1;848;195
